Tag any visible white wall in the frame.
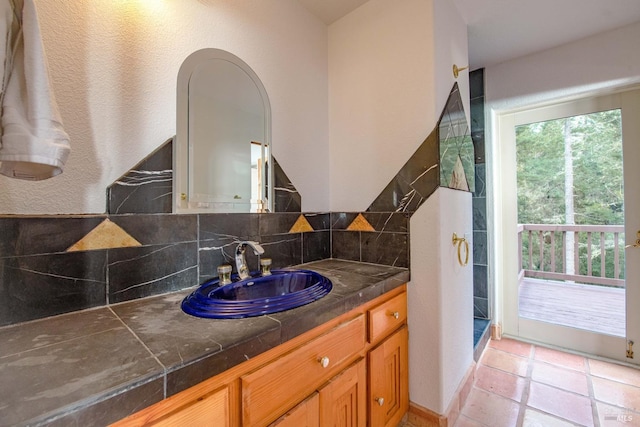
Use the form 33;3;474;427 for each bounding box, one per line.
486;21;640;332
327;0;435;212
433;0;470;124
409;0;472;415
409;188;473;414
0;0;329;214
486;22;640;111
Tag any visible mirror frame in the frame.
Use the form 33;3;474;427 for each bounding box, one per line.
175;48;273;213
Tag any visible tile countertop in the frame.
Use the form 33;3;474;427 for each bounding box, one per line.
0;259;409;427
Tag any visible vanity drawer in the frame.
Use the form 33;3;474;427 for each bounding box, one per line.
368;291;407;344
241;314;365;427
111;384;230;427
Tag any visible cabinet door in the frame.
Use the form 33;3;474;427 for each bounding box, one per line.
318;359;366;427
270;393;319;427
368;326;408;427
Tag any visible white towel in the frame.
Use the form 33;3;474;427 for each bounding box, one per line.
0;0;70;180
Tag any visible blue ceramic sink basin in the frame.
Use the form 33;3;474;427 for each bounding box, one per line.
181;270;332;319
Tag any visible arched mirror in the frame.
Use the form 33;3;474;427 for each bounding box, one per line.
175;49;272;213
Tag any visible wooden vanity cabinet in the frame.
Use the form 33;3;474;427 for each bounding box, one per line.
367;291;409;427
368;327;409;427
111;286;408;427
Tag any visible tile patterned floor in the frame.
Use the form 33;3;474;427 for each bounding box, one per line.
401;338;640;427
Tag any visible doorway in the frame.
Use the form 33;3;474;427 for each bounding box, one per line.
496;88;640;363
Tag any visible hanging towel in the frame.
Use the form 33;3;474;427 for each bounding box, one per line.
0;0;69;180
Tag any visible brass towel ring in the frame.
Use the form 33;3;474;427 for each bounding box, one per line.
625;231;640;249
452;233;469;267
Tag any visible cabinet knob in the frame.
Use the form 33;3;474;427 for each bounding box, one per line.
375;397;385;406
391;311;400;319
319;356;330;368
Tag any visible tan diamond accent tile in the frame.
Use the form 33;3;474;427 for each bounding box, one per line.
346;214;375;232
67;219;142;251
289;215;314;233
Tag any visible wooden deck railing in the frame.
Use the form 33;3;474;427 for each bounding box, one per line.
518;224;626;288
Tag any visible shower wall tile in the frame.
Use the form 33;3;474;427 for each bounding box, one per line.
469;68;485;99
474;297;488;319
473;197;487;232
474;163;486;198
473;265;488;299
471;94;485;164
471;68;488;319
473;231;488;266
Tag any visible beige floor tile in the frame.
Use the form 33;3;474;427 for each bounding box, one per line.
590;359;640;388
531;361;589;395
527;382;593;426
461;388;520;427
456;338;640;427
522;408;577;427
453;414;485;427
480;347;529;377
533;346;587;372
489;338;532;358
475;365;526;402
593;376;640;412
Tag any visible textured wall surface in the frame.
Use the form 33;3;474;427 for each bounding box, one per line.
328;0;436;212
0;0;329;214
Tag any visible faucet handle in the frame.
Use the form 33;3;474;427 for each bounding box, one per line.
217;264;232;285
236;241;265;255
260;258;272;276
249;241;265;255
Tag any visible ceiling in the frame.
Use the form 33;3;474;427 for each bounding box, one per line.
297;0;640;70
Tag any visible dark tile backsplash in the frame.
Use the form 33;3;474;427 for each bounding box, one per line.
0;211;406;327
0;250;108;325
107;138;173;215
330;212;409;268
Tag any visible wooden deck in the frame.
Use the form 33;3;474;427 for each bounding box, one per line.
518;277;625;337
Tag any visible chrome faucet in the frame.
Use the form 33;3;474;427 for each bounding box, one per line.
235;241;265;280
